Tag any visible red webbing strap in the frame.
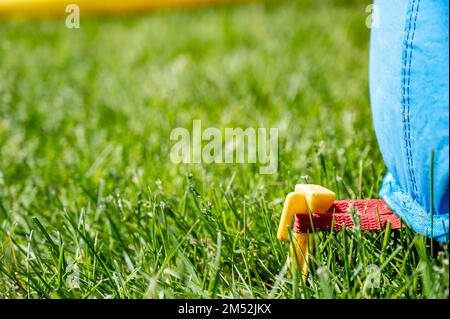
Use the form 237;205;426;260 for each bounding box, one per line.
294;199;403;233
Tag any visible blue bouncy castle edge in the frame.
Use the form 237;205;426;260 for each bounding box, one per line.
370;0;449;242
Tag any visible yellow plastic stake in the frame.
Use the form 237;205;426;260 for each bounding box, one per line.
277;191;310;278
278;184;336;279
295;184;336;213
290;232;313;277
276;192;307;241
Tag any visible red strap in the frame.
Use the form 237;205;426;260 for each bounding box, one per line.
294;199;403;233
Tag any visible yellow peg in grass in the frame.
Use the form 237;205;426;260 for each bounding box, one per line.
290;232;313;276
276;191;310;278
278;184;336;278
295;184;336;214
276;192;307;241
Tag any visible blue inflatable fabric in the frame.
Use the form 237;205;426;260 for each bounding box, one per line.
370;0;449;242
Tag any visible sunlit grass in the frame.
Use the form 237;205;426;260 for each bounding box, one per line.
0;0;448;298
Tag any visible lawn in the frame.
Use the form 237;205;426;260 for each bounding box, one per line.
0;0;448;298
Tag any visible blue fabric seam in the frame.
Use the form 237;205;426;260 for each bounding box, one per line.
401;0;420;201
401;0;414;200
407;0;420;200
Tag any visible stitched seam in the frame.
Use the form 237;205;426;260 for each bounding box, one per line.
407;0;420;200
408;0;420;200
402;0;420;201
401;0;414;199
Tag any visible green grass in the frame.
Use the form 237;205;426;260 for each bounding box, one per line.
0;0;448;299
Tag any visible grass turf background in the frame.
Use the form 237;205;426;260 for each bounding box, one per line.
0;0;448;298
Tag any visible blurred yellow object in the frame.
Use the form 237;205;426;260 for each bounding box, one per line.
0;0;239;17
